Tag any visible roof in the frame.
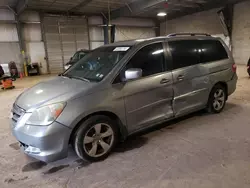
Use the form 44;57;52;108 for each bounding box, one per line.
103;33;216;47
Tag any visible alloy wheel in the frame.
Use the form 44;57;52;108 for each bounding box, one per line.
213;89;225;111
83;123;114;157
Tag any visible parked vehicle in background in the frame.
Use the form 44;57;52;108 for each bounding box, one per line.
11;33;237;163
64;49;91;70
247;57;250;76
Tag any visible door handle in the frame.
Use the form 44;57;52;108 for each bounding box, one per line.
160;78;170;84
177;75;184;81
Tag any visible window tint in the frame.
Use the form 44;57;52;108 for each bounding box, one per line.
79;52;86;59
168;40;200;69
126;43;165;77
200;40;228;63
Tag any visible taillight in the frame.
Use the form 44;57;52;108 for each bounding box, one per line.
232;63;237;72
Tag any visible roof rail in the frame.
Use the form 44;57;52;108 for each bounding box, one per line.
167;33;211;37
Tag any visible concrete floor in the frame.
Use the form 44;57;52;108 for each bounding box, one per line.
1;66;250;188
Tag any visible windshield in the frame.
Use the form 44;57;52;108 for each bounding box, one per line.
63;46;130;82
72;51;81;61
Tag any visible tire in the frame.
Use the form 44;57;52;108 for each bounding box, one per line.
248;68;250;77
74;115;119;162
206;84;227;113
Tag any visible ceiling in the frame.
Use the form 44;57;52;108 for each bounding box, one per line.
1;0;247;20
0;0;18;7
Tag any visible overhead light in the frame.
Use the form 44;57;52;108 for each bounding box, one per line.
98;24;113;27
157;12;167;17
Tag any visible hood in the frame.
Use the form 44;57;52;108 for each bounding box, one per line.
15;76;95;110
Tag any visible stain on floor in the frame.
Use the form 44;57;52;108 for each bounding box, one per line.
43;165;70;175
22;161;47;172
9;142;20;150
4;176;28;184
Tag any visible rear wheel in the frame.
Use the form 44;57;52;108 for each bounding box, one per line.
74;115;118;162
207;84;227;113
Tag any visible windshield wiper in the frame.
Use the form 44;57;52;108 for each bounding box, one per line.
62;75;90;82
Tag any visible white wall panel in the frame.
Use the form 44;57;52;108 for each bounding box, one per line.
25;42;47;74
115;27;155;42
23;24;42;41
88;16;103;25
43;15;89;73
112;17;155;27
89;24;104;49
232;1;250;64
90;42;104;49
0;24;18;42
0;9;15;21
160;9;223;35
20;11;40;22
89;26;104;41
0;43;20;70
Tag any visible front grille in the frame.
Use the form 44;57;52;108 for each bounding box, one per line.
11;104;25;126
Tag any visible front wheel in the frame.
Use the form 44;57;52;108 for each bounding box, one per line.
74;115;119;162
207;85;227;113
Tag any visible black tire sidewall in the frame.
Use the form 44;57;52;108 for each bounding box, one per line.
207;85;227;113
74;115;119;162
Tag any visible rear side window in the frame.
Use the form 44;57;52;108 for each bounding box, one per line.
200;40;228;63
168;40;200;69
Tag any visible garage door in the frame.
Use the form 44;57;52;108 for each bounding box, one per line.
115;26;156;42
43;16;89;73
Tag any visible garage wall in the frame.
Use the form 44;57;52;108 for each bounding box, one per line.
112;17;156;42
88;16;104;49
20;11;47;74
43;15;89;73
232;1;250;65
0;9;20;71
160;9;224;35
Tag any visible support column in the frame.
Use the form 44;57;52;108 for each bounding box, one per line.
15;15;28;76
103;16;109;44
40;13;50;74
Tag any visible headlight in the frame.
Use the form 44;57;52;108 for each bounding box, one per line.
26;102;66;126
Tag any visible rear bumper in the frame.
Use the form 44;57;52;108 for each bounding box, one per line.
227;73;238;96
11;116;71;162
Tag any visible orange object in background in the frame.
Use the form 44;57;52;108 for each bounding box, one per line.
1;78;15;90
19;72;23;79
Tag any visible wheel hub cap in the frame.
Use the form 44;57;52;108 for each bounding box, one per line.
83;123;114;157
213;89;225;111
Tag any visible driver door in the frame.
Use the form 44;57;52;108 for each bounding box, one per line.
120;42;174;132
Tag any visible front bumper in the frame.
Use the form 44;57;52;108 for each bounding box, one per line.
11;112;71;162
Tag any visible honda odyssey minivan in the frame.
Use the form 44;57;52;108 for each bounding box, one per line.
10;33;237;162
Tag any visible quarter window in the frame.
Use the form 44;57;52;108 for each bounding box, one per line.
200;40;228;63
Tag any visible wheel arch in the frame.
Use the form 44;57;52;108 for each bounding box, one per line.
69;111;128;144
212;81;228;100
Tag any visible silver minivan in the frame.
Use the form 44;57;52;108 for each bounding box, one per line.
11;33;237;162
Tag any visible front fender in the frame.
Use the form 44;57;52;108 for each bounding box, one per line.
56;89;127;130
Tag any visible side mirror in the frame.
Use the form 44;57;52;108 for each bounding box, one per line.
125;68;142;81
70;57;73;61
